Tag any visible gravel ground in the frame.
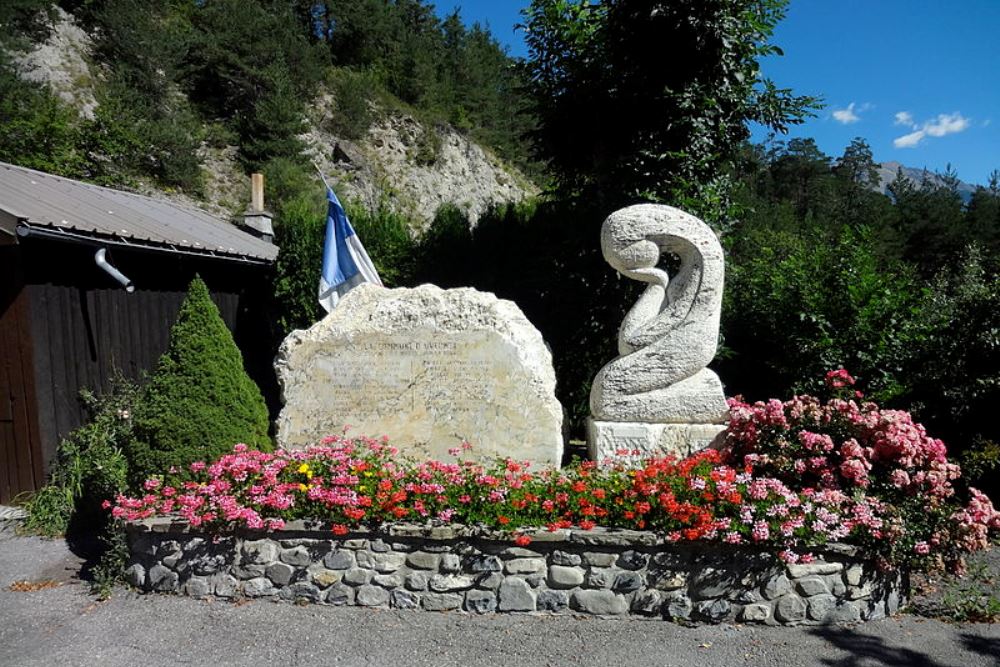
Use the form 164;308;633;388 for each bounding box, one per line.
1;532;998;667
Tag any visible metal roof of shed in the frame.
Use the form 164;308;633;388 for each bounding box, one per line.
0;161;277;263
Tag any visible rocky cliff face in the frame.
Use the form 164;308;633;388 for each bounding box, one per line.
302;98;537;227
11;7;99;119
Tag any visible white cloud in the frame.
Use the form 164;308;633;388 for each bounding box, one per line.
833;102;861;124
892;111;970;149
894;111;916;128
894;130;926;148
924;112;970;137
984;119;992;127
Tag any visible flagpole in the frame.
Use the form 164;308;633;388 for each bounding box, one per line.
312;161;331;190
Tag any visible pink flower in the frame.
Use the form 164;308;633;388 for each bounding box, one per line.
825;368;855;389
752;520;770;542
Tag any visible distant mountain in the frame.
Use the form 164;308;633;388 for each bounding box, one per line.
875;161;978;203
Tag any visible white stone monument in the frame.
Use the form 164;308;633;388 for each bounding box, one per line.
588;204;728;463
276;284;563;467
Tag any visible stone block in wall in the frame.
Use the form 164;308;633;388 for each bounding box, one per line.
464;589;498;614
740;603;771;622
405;572;429;591
499;578;536;612
326;583;354;605
796;576;830;597
392;589;420;610
429;574;474;592
283;582;322;603
631;589;662;615
405;551;440;570
581;552;617;568
550;551;581;567
571;590;627;615
343;568;373;586
266;562;295;586
357;584;390;607
241;540;278;565
423;593;463;611
323;550;356;570
149;564;178;592
695;598;731;622
775;595;807;623
664;594;693;621
505;558;546;574
548;565;585;589
537;589;569;612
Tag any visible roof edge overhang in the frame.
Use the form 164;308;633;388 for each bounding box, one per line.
15;221;275;265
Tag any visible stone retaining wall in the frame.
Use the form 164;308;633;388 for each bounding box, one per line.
125;519;904;625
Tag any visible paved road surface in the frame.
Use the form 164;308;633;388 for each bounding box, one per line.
1;533;997;667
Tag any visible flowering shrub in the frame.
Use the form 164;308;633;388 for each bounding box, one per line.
109;371;999;574
724;369;1000;571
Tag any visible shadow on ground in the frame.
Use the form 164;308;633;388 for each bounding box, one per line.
810;627;950;667
960;633;1000;666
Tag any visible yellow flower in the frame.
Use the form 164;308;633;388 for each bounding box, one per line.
298;483;308;492
297;463;311;474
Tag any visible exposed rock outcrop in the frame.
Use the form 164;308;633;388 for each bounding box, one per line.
11;7;99;119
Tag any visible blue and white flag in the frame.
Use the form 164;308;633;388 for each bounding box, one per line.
318;185;382;312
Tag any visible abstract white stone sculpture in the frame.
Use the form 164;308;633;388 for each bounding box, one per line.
588;204;728;462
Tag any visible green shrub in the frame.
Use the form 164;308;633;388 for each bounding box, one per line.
327;67;377;140
270;195;327;337
0;57;86;178
720;220;931;402
411;125;442;166
22;379;135;537
127;276;271;487
346;200;418;287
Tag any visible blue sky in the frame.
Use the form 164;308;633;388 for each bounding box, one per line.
438;1;999;185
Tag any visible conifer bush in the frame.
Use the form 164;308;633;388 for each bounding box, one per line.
126;276;271;487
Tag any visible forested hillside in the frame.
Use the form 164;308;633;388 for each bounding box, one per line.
0;0;536;212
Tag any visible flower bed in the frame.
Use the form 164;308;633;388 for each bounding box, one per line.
126;518;904;625
115;371;999;623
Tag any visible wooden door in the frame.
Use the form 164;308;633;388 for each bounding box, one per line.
0;247;44;504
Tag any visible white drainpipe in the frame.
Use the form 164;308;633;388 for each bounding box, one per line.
94;247;135;293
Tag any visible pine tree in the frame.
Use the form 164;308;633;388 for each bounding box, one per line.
127;276;271;486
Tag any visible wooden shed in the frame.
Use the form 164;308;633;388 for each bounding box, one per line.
0;161;278;504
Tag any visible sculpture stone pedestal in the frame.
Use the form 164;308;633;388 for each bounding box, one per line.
587;420;726;464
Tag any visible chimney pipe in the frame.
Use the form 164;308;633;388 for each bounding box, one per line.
251;173;264;212
241;172;274;242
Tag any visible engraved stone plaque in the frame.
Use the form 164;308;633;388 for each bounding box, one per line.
276;284;563;466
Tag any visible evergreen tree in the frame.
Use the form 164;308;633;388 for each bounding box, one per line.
832;138;895;234
127;277;271;486
965;171;1000;253
520;0;820;221
184;0;326;167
